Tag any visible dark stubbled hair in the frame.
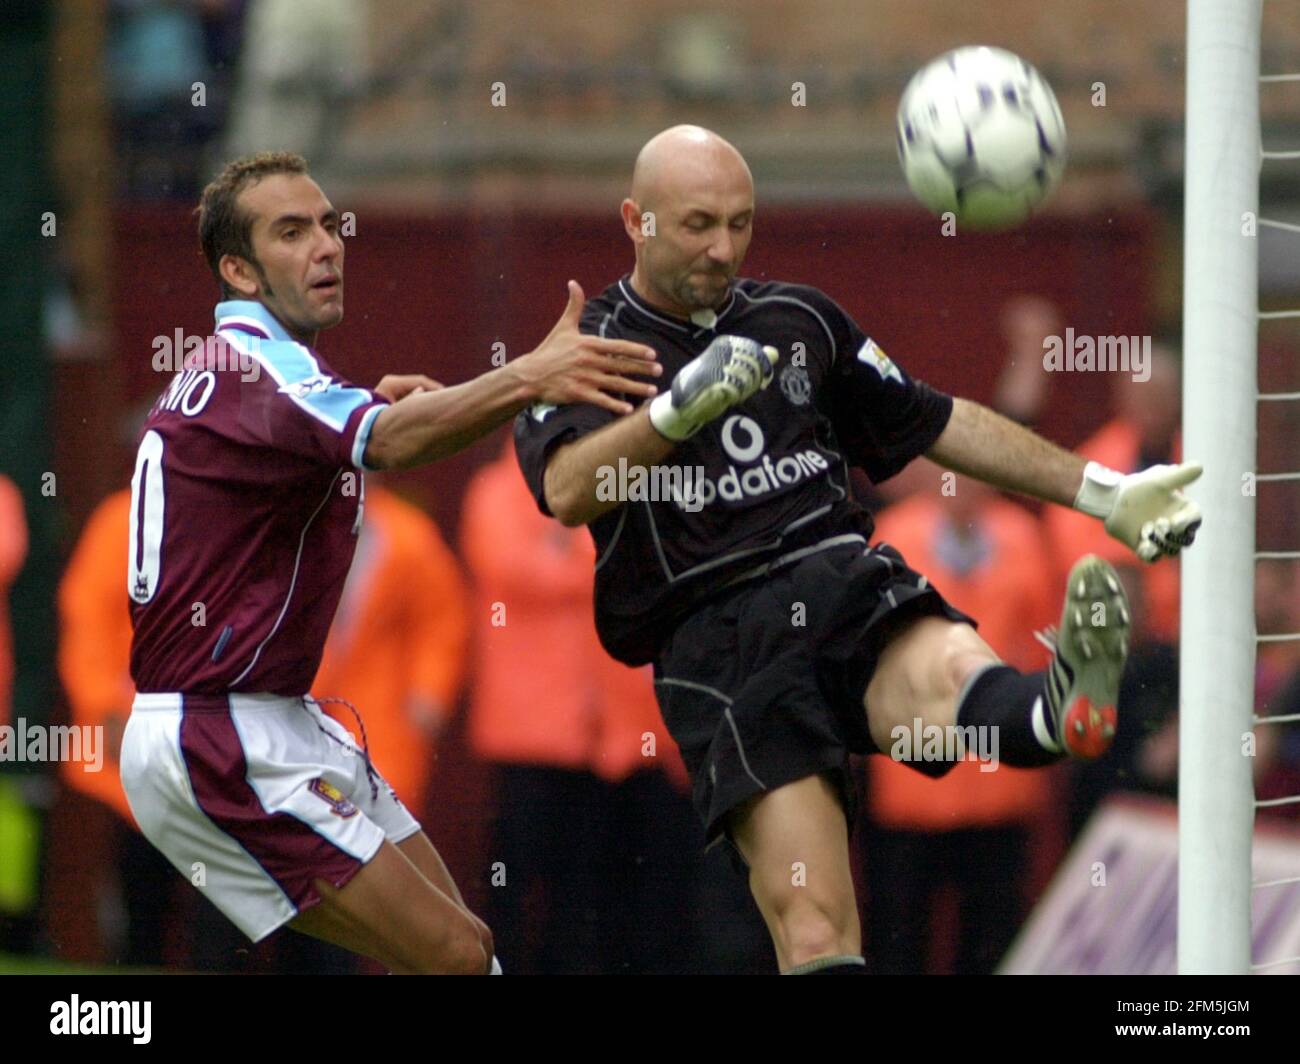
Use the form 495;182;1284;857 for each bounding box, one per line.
197;151;309;298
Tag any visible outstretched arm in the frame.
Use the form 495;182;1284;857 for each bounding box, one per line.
926;397;1084;506
928;397;1202;562
544;408;676;527
364;282;661;470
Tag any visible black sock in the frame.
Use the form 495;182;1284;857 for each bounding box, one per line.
955;664;1062;767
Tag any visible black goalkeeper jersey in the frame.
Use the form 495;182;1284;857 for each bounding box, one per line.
514;275;954;665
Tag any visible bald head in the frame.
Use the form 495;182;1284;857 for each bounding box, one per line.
631;125;752;210
623;126;756;316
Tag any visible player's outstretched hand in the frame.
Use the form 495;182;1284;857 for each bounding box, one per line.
649;334;779;441
516;281;662;416
1075;460;1203;563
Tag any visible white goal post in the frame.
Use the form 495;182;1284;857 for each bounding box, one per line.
1178;0;1261;975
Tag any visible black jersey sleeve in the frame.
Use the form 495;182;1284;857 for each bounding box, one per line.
808;290;954;484
513;303;620;517
514;401;617;517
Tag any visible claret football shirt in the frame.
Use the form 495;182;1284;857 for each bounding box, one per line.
128;300;388;694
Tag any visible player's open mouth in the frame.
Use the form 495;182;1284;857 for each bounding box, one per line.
311;278;341;294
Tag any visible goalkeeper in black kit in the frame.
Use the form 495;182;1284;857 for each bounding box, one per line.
515;124;1202;975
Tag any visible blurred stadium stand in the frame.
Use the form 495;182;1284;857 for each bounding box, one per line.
79;1;1300;206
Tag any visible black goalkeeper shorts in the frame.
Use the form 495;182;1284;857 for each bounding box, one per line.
652;539;975;849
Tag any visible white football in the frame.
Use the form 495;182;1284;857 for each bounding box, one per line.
896;46;1066;230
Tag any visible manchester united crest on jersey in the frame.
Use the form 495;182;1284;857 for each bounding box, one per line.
779;363;812;406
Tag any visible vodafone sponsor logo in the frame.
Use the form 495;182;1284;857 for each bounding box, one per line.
674;415;830;510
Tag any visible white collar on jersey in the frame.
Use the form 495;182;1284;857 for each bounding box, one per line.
617;277;737;335
214;300;296;343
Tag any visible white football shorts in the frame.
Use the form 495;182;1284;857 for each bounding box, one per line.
120;691;421;942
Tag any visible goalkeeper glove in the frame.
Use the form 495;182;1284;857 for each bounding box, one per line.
649;335;779;441
1074;460;1203;562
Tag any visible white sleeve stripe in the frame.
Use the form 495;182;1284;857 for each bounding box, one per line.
352;404;385;470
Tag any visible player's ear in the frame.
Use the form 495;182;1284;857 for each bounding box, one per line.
219;254;259;298
620;198;647;247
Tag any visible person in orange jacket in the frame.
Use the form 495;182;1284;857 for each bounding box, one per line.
312;483;470;822
865;468;1058;974
463;436;718;974
1043;346;1182;643
58;488;182;965
58;489;135;823
0;475;30;942
0;474;28;731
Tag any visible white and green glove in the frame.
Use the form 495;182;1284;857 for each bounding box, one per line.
649;335;779;441
1074;460;1203;562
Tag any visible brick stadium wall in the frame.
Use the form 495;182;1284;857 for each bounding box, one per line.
362;0;1300;125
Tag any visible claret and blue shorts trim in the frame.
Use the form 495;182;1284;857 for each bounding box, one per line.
120;691;420;942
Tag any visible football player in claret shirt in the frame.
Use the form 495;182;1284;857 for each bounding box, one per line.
515;125;1202;975
120;151;660;974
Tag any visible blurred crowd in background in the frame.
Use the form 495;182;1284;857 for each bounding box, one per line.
3;0;1299;974
92;0;1300;204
